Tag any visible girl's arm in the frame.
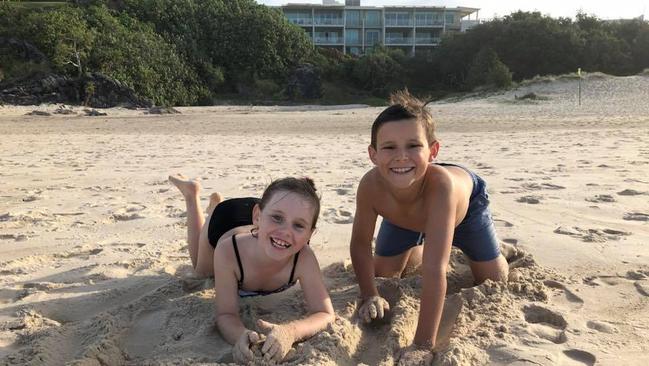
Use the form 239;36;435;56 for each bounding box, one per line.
257;247;334;362
213;247;248;345
290;246;335;339
414;173;455;348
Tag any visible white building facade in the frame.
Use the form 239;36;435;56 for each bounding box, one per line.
278;0;479;55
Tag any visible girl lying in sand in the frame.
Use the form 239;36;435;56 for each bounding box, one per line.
170;174;334;363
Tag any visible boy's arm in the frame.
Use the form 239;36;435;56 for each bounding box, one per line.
350;177;379;300
414;174;456;348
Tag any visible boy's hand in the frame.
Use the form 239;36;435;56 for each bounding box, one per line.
257;319;295;363
358;295;390;323
232;329;261;364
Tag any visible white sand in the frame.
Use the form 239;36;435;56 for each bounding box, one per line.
1;73;648;365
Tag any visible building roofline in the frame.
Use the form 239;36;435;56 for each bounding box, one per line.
278;4;479;15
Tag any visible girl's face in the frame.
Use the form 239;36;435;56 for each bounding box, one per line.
253;191;315;260
369;119;439;190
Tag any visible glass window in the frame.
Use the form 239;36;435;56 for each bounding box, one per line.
445;13;455;24
346;10;360;26
346;29;360;44
433;12;443;24
365;30;380;45
415;12;433;26
365;10;381;26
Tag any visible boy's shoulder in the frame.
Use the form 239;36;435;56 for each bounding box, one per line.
358;168;383;194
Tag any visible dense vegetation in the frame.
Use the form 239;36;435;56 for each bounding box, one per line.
1;1;648;105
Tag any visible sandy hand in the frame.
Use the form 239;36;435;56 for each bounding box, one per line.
358;295;390;323
396;345;434;366
232;329;261;364
257;319;295;363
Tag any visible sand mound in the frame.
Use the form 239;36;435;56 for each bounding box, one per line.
1;244;574;366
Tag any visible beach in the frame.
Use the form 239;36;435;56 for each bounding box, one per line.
1;73;648;365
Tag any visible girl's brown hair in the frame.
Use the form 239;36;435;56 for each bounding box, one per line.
259;177;320;229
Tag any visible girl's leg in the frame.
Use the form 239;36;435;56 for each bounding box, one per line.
169;174;212;274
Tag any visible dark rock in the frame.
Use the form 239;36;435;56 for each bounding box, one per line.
25;110;51;116
53;105;77;115
0;37;47;63
285;63;323;100
146;106;181;114
516;92;538;100
0;72;152;108
81;73;153;108
83;109;108;116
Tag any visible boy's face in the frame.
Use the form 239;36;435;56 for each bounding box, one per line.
368;119;439;189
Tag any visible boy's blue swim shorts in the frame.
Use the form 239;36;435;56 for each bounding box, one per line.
374;164;500;262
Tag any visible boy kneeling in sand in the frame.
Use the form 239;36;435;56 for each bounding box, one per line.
170;174;334;363
349;91;508;358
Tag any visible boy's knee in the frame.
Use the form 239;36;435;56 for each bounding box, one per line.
471;255;508;284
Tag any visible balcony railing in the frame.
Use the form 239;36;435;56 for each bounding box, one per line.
314;37;343;45
365;20;382;27
314;18;344;26
415;20;445;27
346;19;362;27
385;37;413;45
288;18;313;26
415;37;441;44
385;19;413;27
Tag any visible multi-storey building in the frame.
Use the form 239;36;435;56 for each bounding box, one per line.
278;0;479;55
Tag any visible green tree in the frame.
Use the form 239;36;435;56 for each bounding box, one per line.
465;47;512;89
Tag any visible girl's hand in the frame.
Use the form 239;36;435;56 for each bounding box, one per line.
358;295;390;323
396;344;434;366
232;329;261;364
257;319;295;362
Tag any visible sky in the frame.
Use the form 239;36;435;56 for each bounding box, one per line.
256;0;648;20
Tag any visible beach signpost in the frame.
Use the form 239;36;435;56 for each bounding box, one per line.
578;67;582;106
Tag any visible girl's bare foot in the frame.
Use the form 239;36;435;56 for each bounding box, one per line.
169;174;201;198
206;192;223;213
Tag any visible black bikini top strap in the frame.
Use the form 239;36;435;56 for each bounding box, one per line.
231;234;244;283
288;251;300;283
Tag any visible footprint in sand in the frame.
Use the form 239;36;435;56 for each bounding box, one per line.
586;320;618;334
0;233;28;241
324;208;354;224
553;226;631;242
516;195;542;204
111;204;147;221
543;280;584;308
493;218;514;228
623;212;649;221
523;304;568;344
563;349;597;366
617;189;646;196
585;194;616;203
634;280;649;297
522;182;566;190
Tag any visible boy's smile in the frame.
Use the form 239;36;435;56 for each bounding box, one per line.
369;119;438;189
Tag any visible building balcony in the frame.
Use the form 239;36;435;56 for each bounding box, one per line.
385;37;413;45
385;20;414;27
314;37;344;45
415;37;441;45
415;20;445;27
314;18;344;26
288;18;313;26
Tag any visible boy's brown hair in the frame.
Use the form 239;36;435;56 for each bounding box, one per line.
370;89;436;148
